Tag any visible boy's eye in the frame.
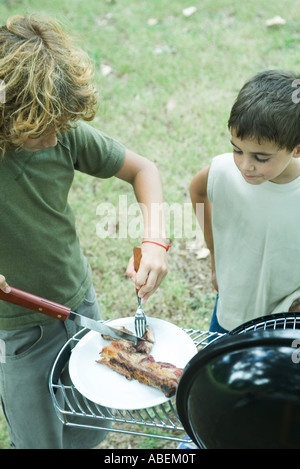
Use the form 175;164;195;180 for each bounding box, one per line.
233;148;269;163
255;155;269;163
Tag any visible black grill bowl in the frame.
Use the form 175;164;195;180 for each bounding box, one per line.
176;328;300;449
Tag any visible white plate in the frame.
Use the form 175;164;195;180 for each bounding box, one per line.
69;317;197;409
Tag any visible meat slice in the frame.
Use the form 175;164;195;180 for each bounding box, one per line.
97;326;183;398
100;325;154;354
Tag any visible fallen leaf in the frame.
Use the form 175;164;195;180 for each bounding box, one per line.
100;64;113;76
196;247;210;260
182;6;197;17
95;13;114;27
153;45;174;55
166;98;177;112
147;18;158;26
265;15;286;27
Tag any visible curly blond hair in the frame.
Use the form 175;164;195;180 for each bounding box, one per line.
0;14;98;156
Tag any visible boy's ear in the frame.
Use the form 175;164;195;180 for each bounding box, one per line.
293;144;300;157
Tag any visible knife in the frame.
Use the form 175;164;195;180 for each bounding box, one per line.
0;286;150;344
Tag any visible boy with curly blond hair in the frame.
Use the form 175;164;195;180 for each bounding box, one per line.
0;14;168;448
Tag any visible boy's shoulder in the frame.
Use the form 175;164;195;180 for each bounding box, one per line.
209;152;235;174
207;153;239;199
57;121;95;146
211;152;233;166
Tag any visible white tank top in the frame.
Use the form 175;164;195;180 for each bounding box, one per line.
207;153;300;330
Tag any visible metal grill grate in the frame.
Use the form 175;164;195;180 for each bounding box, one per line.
49;313;300;443
231;312;300;335
49;327;222;443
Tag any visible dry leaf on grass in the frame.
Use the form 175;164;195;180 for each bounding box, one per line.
100;64;113;76
182;6;197;17
185;239;210;260
196;247;210;260
166;98;177;112
265;16;286;27
147;18;158;26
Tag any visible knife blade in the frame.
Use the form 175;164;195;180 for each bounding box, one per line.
0;286;150;344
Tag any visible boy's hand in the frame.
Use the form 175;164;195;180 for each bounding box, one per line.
126;243;168;304
0;275;11;293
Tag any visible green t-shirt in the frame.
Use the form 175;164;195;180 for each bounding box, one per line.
0;121;126;329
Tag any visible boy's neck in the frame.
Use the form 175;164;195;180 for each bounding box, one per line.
270;158;300;184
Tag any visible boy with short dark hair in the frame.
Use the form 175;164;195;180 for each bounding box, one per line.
190;69;300;333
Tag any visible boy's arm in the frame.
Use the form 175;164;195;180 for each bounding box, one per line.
190;166;218;291
115;149;168;303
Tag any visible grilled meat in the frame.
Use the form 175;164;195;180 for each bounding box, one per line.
97;326;182;398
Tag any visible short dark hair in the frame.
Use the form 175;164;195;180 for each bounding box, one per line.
228;69;300;152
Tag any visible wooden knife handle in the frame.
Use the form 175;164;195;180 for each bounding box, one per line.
0;286;71;321
133;246;142;294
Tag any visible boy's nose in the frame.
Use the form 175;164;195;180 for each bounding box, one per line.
240;157;255;173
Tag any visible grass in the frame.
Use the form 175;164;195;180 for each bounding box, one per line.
1;0;300;449
0;413;10;449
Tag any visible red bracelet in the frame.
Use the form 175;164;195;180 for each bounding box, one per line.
142;241;170;251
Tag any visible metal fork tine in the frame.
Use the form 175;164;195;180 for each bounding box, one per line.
133;246;147;338
135;296;146;337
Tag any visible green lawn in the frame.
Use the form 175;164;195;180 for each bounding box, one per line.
1;0;300;449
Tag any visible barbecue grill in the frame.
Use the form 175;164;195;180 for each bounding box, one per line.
48;312;300;447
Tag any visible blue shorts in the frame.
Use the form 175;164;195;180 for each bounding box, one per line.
209;294;229;334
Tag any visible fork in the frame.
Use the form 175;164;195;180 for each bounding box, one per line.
133;246;147;337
